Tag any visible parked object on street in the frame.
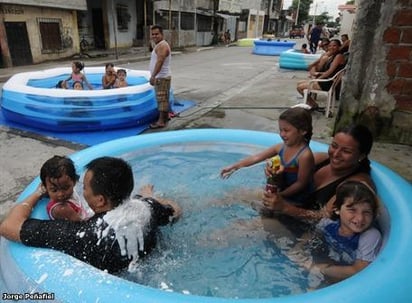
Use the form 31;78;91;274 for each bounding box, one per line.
253;39;296;56
279;49;321;70
1;67;158;132
237;38;258;47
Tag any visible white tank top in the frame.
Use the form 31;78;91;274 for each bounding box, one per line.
149;40;171;78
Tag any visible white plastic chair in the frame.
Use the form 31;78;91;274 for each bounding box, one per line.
303;67;346;117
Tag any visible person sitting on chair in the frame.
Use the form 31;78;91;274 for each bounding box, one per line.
296;39;346;111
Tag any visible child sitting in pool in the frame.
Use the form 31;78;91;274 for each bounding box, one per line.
73;81;83;90
66;61;93;90
102;63;117;89
220;107;314;205
114;69;128;88
56;80;68;89
288;180;382;284
40;156;91;221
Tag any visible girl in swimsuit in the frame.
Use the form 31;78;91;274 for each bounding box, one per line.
221;107;314;204
262;124;375;222
40;155;90;221
66;61;93;90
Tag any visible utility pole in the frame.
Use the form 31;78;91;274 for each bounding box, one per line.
295;0;301;25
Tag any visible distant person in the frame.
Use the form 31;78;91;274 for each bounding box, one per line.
221;107;314;204
73;81;83;90
0;156;182;274
297;39;346;110
102;63;117;89
301;43;310;54
149;24;172;129
308;23;324;54
307;39;331;78
66;61;93;90
114;69;128;88
56;80;68;89
340;34;351;53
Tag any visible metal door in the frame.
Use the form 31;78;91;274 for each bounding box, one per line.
5;22;33;66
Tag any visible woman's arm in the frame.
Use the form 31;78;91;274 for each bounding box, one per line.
262;190;327;222
0;185;45;241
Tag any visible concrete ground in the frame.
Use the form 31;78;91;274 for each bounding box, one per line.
1;44;411;222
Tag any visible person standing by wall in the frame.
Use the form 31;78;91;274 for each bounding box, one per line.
149;24;172;129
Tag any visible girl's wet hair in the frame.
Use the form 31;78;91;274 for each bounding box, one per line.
332;180;379;220
279;107;313;143
40;156;79;185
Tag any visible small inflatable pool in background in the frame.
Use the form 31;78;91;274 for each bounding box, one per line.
253;40;296;56
279;49;321;70
1;129;411;303
1;67;158;132
237;38;257;47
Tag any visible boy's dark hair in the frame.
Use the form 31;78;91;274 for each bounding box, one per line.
72;81;83;89
279;107;313;143
85;157;134;208
332;180;379;220
40;156;79;185
151;24;163;34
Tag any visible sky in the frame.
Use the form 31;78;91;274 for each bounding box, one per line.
283;0;343;18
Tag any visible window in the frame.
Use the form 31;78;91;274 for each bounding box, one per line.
38;18;62;52
197;14;212;32
116;4;131;30
181;12;194;30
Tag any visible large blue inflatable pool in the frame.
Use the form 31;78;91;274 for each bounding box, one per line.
1;67;158;132
1;129;411;302
279;49;321;70
253;40;296;56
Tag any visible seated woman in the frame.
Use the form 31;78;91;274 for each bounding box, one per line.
297;39;346;110
262;124;375;223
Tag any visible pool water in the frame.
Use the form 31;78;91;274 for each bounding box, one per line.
115;142;325;299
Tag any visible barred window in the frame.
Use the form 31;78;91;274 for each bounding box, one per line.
181;12;194;30
117;4;131;30
197;14;212;32
38;18;62;51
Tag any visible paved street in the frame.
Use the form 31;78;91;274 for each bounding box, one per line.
1;45;411;221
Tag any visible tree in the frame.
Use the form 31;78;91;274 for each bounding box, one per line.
289;0;312;25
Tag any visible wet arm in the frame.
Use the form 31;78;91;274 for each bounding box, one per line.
319;259;370;282
0;186;44;241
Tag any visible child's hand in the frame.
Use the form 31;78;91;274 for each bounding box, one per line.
35;184;47;198
220;167;237;179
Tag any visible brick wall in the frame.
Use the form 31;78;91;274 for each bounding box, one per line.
383;8;412;111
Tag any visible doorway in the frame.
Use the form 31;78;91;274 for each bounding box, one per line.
5;22;32;66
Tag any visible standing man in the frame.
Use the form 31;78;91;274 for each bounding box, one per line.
149;24;172;129
308;23;323;54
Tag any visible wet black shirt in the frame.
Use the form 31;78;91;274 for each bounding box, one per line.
20;197;174;274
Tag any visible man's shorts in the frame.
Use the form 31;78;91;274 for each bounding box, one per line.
154;77;171;112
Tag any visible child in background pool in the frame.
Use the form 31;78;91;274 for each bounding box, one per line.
66;61;93;90
56;80;68;89
114;69;128;88
290;181;382;284
220;107;314;204
102;62;117;89
40;156;91;221
73;81;83;90
301;43;310;54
